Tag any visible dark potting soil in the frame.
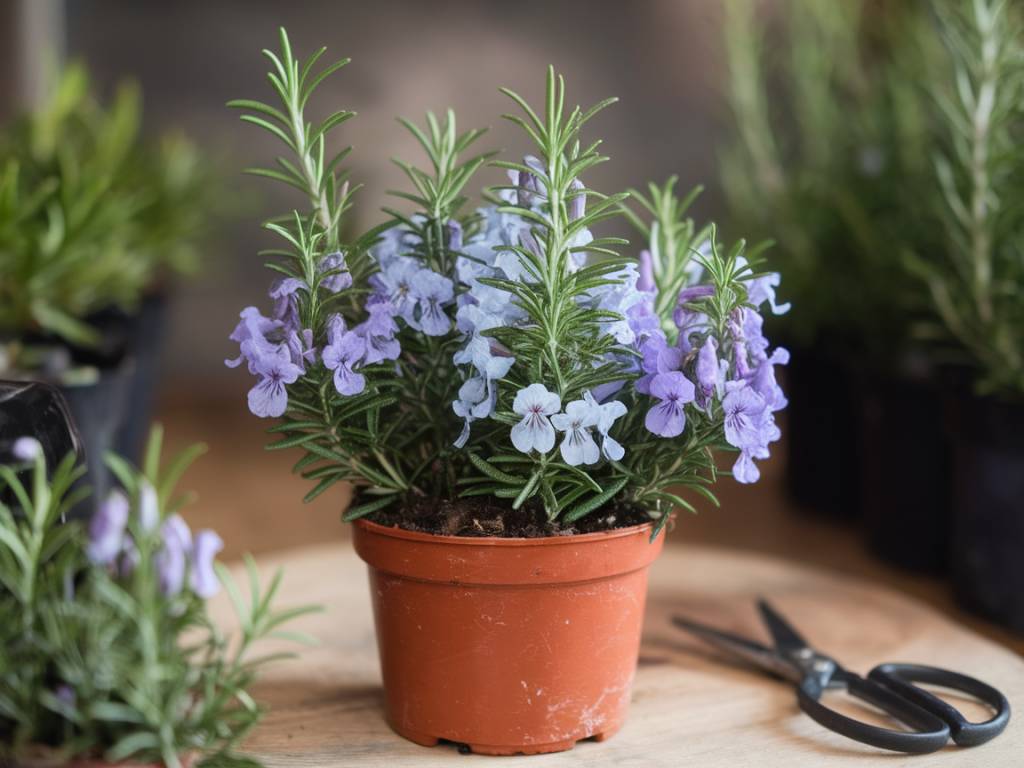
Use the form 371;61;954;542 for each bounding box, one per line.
366;496;653;538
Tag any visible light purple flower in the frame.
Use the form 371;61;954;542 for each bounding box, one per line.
644;371;696;438
190;529;223;599
722;382;769;452
733;451;762;484
696;337;720;402
636;333;682;395
322;319;367;397
510;384;561;455
156;514;192;596
138;482;159;533
87;491;130;565
247;351;302;418
409;269;454;336
318;251;353;293
356;301;402;364
551;398;601;466
370;256;420;323
270;277;307;331
287;328;317;373
584;391;627;461
514;155;546;208
12;436;41;462
225;307;284;371
637;250;656;292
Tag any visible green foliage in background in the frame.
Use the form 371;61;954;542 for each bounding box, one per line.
720;0;940;361
0;429;317;767
0;64;220;353
910;0;1024;396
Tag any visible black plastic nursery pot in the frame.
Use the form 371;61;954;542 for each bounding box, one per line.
784;342;864;520
114;291;170;462
950;394;1024;633
860;372;952;574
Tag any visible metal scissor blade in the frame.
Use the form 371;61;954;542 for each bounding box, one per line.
672;615;800;682
757;598;811;655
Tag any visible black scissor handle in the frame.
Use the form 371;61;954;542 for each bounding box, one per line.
797;673;951;753
868;663;1011;747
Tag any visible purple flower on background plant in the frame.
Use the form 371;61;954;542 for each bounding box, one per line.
12;436;41;461
87;491;130;565
116;538;140;579
586;265;648;344
191;529;223;599
156;514;192;596
409;269;454;336
551;398;601;466
139;482;159;532
356;301;401;364
569;178;586;222
636;333;682;395
644;371;696;438
55;685;76;709
637;249;656;293
322;317;367;397
247;351;302;418
318;251;353;293
750;347;790;412
270;277;307;331
582;391;627;461
510;384;561;455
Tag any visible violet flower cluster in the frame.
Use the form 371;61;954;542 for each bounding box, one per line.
87;485;223;599
227;249;405;417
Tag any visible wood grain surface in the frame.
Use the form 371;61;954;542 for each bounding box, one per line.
207;543;1024;767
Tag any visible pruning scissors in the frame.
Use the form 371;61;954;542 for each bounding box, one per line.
673;599;1010;754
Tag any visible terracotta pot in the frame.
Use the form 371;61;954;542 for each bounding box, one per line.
353;518;664;756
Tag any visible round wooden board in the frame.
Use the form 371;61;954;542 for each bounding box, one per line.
208;543;1024;767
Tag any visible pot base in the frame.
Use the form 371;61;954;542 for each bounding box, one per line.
392;720;621;756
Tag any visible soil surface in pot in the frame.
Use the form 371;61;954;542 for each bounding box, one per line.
367;496;651;537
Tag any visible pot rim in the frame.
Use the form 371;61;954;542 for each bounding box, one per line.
354;517;656;547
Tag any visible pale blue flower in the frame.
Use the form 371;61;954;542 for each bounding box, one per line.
551;398;601;466
583;391;627;461
409;268;454;336
370;256;420;324
510;384;561;455
452;335;516;432
452;376;488;449
270;277;307;332
637;249;656;292
569;178;586;222
87;491;130;565
190;529;223;599
356;301;401;364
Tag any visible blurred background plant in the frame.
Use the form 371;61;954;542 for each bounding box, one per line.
0;63;222;365
0;429;317;767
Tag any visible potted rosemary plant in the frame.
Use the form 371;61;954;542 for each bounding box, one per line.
910;0;1024;630
0;427;316;767
227;30;788;754
0;64;219;515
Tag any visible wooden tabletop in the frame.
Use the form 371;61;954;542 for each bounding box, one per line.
209;542;1024;767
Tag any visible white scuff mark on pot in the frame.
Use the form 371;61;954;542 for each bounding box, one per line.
521;679;533;705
